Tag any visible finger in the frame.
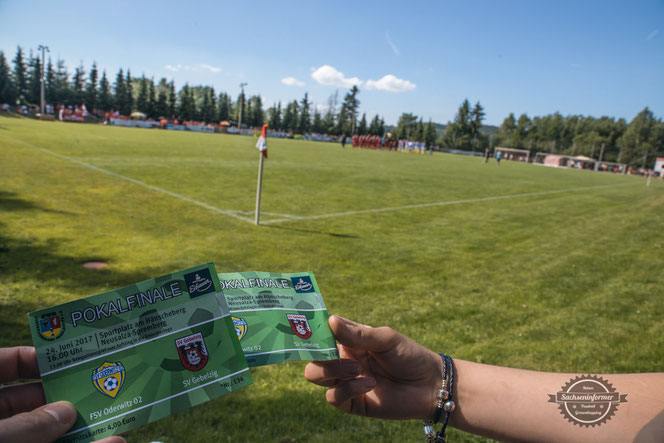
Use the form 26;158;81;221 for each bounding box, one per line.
329;316;398;353
0;381;45;419
0;401;77;443
0;347;40;383
96;437;126;443
325;377;376;414
304;359;361;386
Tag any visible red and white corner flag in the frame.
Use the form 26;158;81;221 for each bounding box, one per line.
255;124;268;225
256;124;268;158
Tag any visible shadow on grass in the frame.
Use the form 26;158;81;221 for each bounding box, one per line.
266;224;359;239
0;191;74;214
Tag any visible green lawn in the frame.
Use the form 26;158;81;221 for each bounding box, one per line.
1;116;662;442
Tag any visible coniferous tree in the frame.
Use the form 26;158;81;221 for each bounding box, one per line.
217;92;230;122
247;95;263;128
45;58;55;105
86;62;98;109
168;81;176;118
72;64;86;105
297;92;310;133
0;51;14;104
147;78;156;118
12;46;28;103
26;52;42;105
155;87;168;118
267;102;281;130
311;108;324;133
98;70;113;111
336;85;360;135
54;59;70;105
357;113;367;135
323;91;338;135
114;69;130;115
178;84;195;121
135;75;149;113
282;100;299;132
425;120;437;147
235;91;246;127
125;70;133;112
470;101;485;152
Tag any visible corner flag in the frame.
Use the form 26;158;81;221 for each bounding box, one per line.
255;124;268;225
256;124;268;158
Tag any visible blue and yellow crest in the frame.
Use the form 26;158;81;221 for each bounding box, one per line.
92;361;125;398
232;316;248;341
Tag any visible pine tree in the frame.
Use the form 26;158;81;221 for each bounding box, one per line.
27;52;42;105
136;75;149;113
72;64;86;105
311;108;324;133
217;92;230;122
125;70;134;112
147;78;156;118
178;84;195;121
297;92;310;134
86;62;98;109
268;102;281;130
168;81;177;118
54;59;70;105
0;51;14;104
155;88;168;118
45;58;55;105
12;46;28;103
114;69;128;114
336;85;360;134
425;120;437;147
248;95;263;127
470;101;485;152
98;70;113;111
357;113;367;135
235;91;246;127
282;100;299;132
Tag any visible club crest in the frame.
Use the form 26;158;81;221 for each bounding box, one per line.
232;316;248;341
175;332;209;371
290;276;314;293
287;314;312;339
92;361;126;398
36;311;65;341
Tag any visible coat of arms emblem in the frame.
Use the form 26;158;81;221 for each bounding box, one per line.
175;332;209;371
287;314;312;339
92;361;126;398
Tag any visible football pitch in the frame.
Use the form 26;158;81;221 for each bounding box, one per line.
1;116;662;442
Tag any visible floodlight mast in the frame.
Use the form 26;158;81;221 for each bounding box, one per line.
38;45;49;115
238;82;247;129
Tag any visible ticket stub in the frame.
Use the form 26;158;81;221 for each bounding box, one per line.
218;271;339;367
28;263;252;443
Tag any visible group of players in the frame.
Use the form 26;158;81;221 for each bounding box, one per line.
350;134;399;150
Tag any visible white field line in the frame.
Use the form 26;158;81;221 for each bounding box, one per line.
260;182;640;225
1;134;254;223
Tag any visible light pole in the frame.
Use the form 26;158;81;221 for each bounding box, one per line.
238;82;247;129
38;45;49;115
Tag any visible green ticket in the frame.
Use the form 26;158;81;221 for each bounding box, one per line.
28;263;252;443
218;271;339;366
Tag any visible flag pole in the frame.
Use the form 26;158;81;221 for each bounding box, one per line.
255;152;264;225
254;124;268;225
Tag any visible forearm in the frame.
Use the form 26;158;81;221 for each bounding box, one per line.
448;359;664;442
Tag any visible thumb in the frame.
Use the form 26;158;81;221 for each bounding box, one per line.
0;401;78;443
329;316;398;353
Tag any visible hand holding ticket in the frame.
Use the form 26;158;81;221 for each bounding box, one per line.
28;263;252;443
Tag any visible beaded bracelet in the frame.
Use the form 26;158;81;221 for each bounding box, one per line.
423;354;455;442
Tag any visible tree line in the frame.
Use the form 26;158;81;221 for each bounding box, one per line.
0;47;386;136
1;46;662;167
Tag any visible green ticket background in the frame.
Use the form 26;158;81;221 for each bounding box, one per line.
29;263;252;443
218;271;339;366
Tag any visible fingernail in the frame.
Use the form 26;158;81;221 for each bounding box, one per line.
44;401;76;424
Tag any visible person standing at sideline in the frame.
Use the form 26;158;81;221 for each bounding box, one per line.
496;150;502;165
484;148;490;163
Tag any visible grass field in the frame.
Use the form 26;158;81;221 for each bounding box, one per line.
1;116;662;442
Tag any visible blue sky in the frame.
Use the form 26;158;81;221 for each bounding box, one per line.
1;0;662;125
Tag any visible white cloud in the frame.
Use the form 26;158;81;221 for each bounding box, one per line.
311;65;362;88
647;29;659;40
281;76;305;87
365;74;416;92
200;64;221;73
164;63;221;73
385;32;400;56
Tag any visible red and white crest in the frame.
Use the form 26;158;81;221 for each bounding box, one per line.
175;332;209;371
287;314;312;339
